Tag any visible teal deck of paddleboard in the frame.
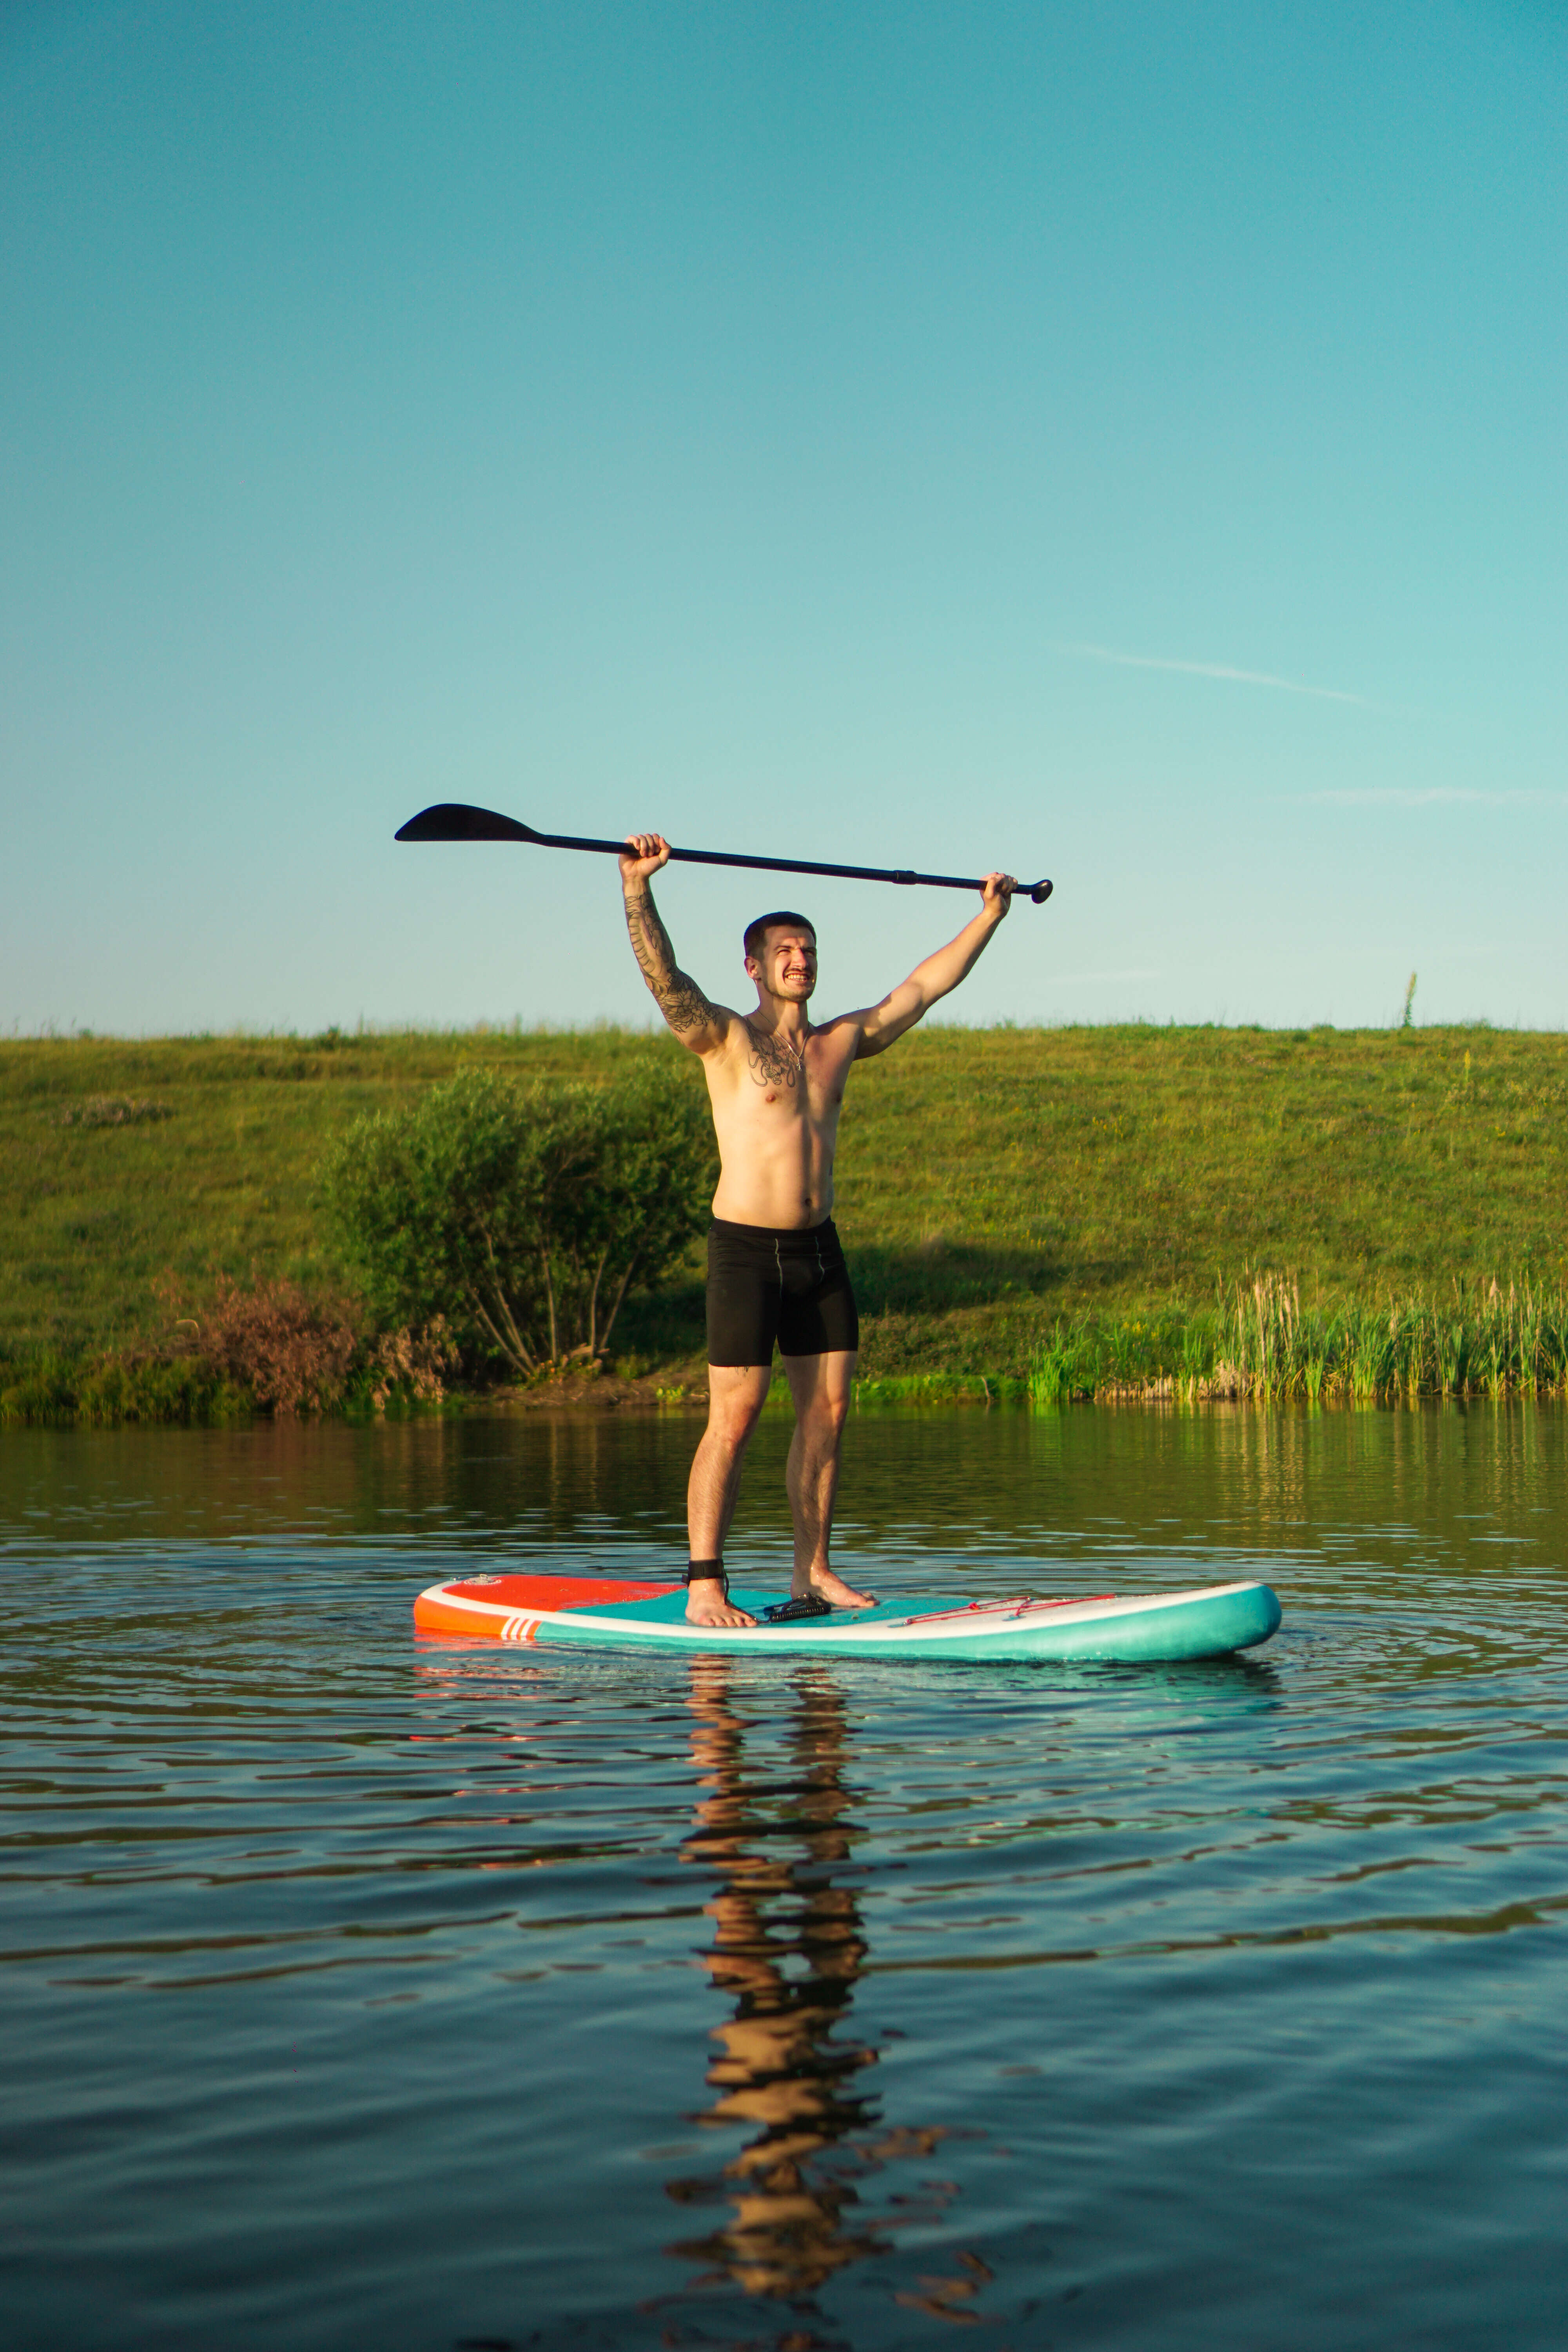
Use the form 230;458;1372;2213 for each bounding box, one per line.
531;1583;1281;1662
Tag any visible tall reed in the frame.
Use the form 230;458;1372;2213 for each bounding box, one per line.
1029;1274;1568;1406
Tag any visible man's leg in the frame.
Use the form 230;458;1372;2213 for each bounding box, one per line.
685;1362;771;1626
781;1350;875;1608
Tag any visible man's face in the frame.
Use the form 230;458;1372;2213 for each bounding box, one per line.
750;925;817;1002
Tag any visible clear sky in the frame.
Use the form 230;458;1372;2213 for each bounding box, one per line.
3;1;1563;1036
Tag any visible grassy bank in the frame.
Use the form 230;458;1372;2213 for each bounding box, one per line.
1024;1274;1568;1404
4;1021;1566;1416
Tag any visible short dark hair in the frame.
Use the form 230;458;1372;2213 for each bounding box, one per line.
743;910;815;964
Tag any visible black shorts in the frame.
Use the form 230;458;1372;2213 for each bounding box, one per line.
706;1218;860;1367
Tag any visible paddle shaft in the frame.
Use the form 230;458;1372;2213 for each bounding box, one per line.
394;802;1053;904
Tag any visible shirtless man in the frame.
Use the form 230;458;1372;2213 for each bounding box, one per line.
619;835;1017;1627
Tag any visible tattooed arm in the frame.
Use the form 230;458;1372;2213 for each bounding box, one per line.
618;833;733;1054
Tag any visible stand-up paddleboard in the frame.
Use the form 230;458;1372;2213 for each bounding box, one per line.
413;1573;1282;1663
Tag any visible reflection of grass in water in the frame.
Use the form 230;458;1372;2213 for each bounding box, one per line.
4;1022;1566;1399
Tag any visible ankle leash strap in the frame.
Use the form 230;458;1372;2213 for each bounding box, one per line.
682;1560;729;1597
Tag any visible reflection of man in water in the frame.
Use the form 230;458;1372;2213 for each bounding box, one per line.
668;1659;882;2297
664;1661;998;2332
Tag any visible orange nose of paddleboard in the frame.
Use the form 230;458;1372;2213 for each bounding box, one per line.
413;1574;679;1638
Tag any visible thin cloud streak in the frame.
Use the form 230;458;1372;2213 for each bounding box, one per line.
1056;641;1370;706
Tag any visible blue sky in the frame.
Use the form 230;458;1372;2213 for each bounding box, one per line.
3;1;1563;1034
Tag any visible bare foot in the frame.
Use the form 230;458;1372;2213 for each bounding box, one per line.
797;1566;877;1610
685;1583;757;1629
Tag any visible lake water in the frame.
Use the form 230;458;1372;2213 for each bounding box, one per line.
2;1403;1566;2349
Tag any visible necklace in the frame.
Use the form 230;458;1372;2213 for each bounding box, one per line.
749;1015;807;1053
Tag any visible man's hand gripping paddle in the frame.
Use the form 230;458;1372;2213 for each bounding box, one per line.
394;803;1053;904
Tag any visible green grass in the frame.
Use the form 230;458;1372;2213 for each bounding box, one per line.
1024;1278;1568;1405
0;1349;251;1426
4;1022;1566;1405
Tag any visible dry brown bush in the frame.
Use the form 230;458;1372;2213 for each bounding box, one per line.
155;1272;456;1414
198;1274;359;1414
365;1319;457;1408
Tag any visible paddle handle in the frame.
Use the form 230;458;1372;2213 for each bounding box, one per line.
395;804;1054;904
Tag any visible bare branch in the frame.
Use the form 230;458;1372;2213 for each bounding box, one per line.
586;1248;608;1357
477;1229;536;1370
465;1284;536;1376
541;1247;558;1364
598;1253;639;1357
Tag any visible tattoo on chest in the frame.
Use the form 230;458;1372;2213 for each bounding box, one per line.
744;1021;807;1089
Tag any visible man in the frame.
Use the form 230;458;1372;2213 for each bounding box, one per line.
619;832;1017;1628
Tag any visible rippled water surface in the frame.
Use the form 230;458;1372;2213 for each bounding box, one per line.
3;1405;1566;2349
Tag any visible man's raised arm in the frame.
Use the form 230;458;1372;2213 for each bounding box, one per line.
619;833;732;1054
853;872;1016;1058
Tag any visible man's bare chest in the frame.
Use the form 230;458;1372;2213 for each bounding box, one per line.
711;1025;853;1123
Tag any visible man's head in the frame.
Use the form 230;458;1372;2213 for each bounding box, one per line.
743;911;817;1003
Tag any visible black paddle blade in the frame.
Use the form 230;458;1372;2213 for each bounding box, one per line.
394;802;541;844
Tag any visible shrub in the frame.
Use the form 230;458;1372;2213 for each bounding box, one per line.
155;1272;457;1415
193;1274;360;1413
319;1065;715;1375
363;1320;459;1408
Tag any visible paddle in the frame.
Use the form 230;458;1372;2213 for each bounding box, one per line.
394;802;1054;904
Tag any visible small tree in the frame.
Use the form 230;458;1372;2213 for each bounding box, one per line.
320;1065;714;1374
